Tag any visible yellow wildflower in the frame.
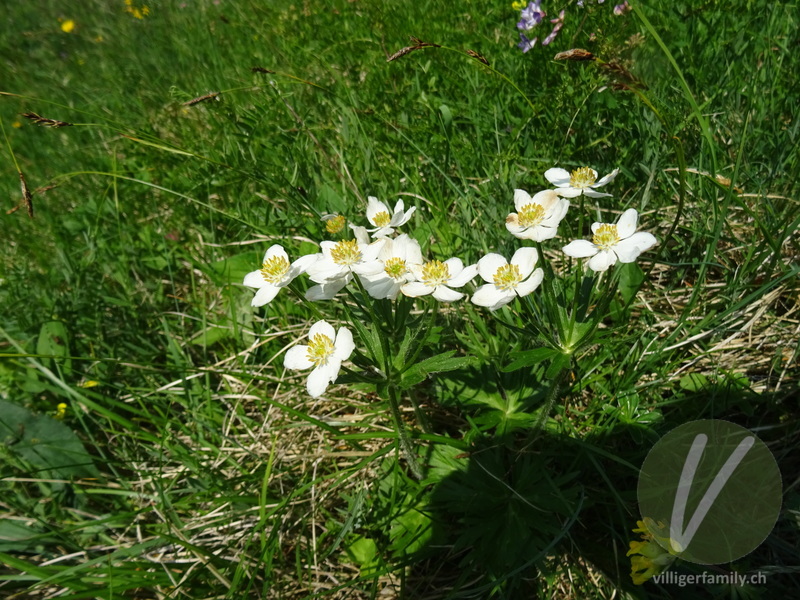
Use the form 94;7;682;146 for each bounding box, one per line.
54;403;67;420
627;519;679;585
60;19;75;33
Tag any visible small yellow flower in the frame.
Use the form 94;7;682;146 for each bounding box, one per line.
54;403;67;420
627;518;679;585
60;19;76;33
12;121;22;129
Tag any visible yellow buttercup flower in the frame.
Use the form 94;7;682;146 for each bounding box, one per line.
60;19;75;33
54;403;67;420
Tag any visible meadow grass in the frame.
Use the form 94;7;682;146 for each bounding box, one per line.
1;0;799;598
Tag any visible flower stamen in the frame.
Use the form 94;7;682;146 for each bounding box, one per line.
372;211;391;228
384;257;408;280
569;166;597;189
517;203;546;228
593;224;620;249
492;264;523;291
420;260;450;286
306;333;335;367
330;240;362;266
260;255;290;284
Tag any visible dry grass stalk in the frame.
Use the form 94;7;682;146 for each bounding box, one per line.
465;49;490;66
251;66;275;74
183;92;221;106
387;36;441;62
20;111;73;128
554;48;596;62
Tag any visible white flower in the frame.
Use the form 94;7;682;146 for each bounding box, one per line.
305;231;386;300
505;189;570;241
402;258;478;302
544;166;619;198
359;234;424;300
283;320;355;397
243;244;317;307
562;208;657;272
365;196;416;238
471;247;544;311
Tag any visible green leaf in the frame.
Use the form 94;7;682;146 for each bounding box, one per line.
502;348;560;372
344;535;382;576
545;352;571;380
36;321;71;373
202;251;261;286
679;373;710;392
389;504;433;556
618;262;646;304
0;400;99;480
438;104;453;129
400;352;476;389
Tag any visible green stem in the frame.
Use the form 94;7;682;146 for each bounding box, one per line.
386;384;423;480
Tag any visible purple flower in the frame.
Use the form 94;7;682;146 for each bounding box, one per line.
517;1;546;31
518;32;538;53
614;1;631;15
542;10;565;46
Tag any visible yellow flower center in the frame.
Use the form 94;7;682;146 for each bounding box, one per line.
569;166;597;189
420;260;450;287
593;224;620;250
325;215;346;234
372;211;391;228
260;255;290;284
517;203;546;228
493;264;522;291
306;333;335;367
384;257;408;280
330;240;362;266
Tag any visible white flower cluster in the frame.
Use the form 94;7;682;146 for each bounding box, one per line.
243;169;657;396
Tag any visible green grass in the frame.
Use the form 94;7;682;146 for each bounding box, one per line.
1;0;799;598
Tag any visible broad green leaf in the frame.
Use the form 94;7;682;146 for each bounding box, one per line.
36;321;71;373
0;400;99;480
202;251;261;286
680;373;710;392
502;348;559;373
618;262;646;304
400;352;476;389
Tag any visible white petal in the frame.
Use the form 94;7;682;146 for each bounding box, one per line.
616;208;639;238
243;269;267;288
432;286;464;303
583;189;613;199
588;250;617;272
284;345;312;370
562;239;598;258
477;253;508;282
289;253;321;277
510;247;538;277
252;285;280;307
443;257;465;275
527;225;557;242
448;263;478;287
307;363;338;397
594;168;619;187
264;244;288;262
363;276;399;299
614;232;657;262
513;189;532;210
366;197;389;225
393;205;415;226
305;277;349;300
351;225;371;245
309;320;336;340
530;189;562;209
544;167;571;186
334;327;355;360
401;281;433;297
471;284;510;308
515;268;544;297
540;199;570;226
555;187;582;198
